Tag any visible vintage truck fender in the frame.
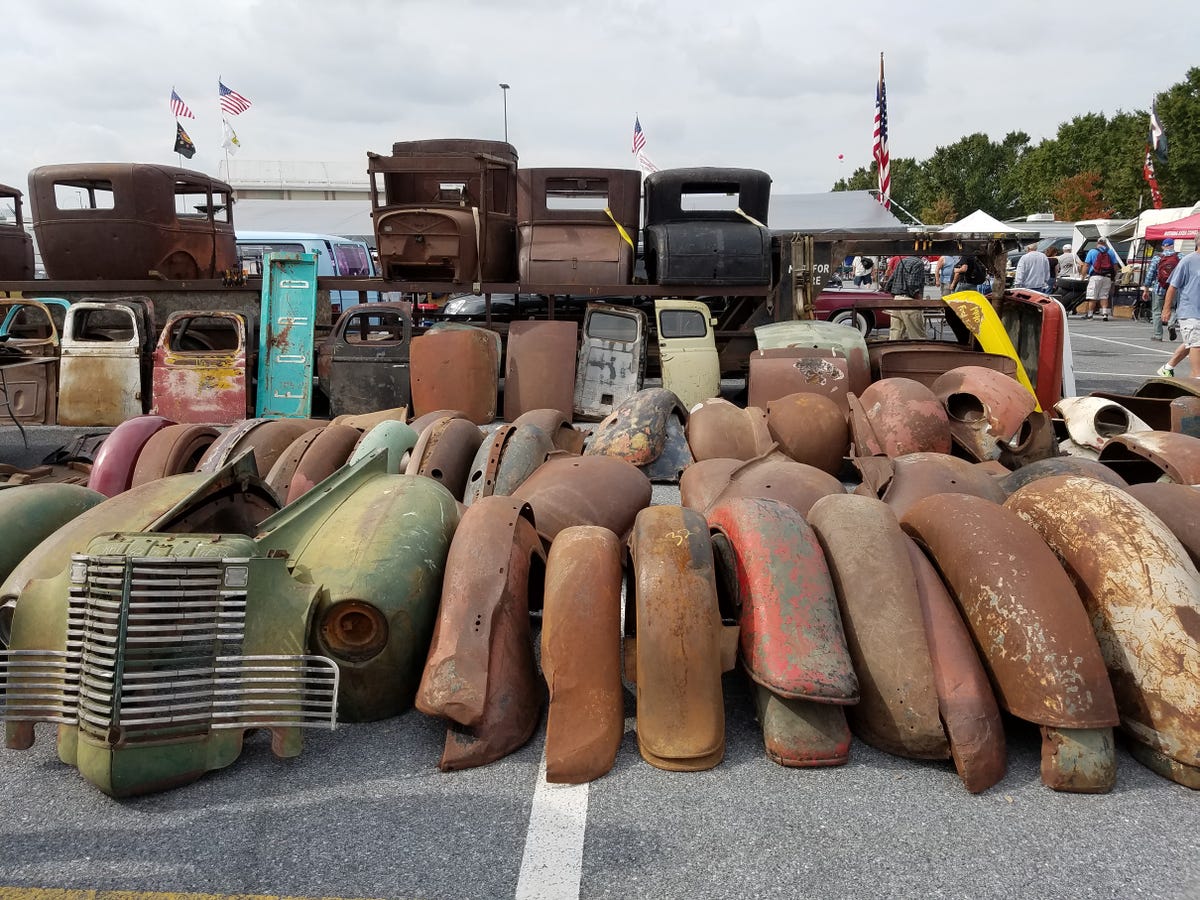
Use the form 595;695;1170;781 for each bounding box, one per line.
0;483;105;588
464;423;553;506
853;452;1008;520
707;497;857;766
511;408;587;455
283;424;362;504
1125;483;1200;568
265;426;327;500
586;387;693;483
998;409;1060;470
901;492;1121;792
348;420;419;474
129;424;220;486
1097;431;1200;484
626;505;738;771
807;494;949;760
406;415;485;500
542;526;624;783
686;398;772;462
257;452;460;722
1005;475;1200;789
416;497;545;770
1054;396;1152;455
196;417;321;477
680;452;843;518
905;536;1006;793
998;456;1128;496
932;366;1038;462
88;414;176;496
855;378;951;457
765;393;848;476
330;405;409;432
512;455;651;545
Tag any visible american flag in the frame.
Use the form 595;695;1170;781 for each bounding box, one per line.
169;88;194;119
872;53;891;210
632;116;646;154
219;80;252;116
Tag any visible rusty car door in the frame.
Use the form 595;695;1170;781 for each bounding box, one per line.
655;299;719;410
151;311;248;424
57;301;145;426
326;303;412;416
256;252;318;418
574;304;645;420
0;299;65;425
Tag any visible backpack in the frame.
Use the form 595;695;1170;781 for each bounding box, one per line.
966;256;988;284
861;256;874;271
1092;249;1114;276
1157;254;1180;289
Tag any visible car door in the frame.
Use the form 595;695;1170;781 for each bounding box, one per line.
655;299;719;410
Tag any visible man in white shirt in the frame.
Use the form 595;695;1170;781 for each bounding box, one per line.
1013;243;1051;293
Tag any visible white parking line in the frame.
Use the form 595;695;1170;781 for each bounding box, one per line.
1071;332;1174;355
515;753;590;900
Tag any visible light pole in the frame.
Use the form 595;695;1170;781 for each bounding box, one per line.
499;83;510;143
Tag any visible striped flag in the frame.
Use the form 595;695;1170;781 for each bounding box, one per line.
219;80;252;116
632;116;646;154
1149;99;1169;163
872;53;891;210
169;88;194;119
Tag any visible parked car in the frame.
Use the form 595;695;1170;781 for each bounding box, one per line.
814;286;892;335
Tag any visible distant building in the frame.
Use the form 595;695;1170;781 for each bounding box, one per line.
218;160;369;201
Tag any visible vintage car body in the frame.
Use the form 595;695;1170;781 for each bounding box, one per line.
280;424;361;504
1054;396;1151;458
0;484;105;587
853;452;1008;520
28;163;236;280
642;168;771;285
320;303;412;417
517;168;640;285
151;311;250;424
0;298;65;425
0;183;34;279
57;301;149;426
256;252;318;419
410;325;499;425
655;299;720;410
574;304;646;421
416;498;545;770
504;320;578;422
368;139;518;283
707;498;857;766
748;348;850;412
998;456;1128;496
1006;476;1200;788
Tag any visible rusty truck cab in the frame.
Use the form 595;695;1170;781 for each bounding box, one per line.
0;184;35;280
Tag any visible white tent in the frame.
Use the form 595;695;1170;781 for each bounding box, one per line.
940;210;1026;234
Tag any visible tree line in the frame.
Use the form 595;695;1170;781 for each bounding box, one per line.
833;68;1200;224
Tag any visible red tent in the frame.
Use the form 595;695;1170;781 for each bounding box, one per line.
1145;212;1200;241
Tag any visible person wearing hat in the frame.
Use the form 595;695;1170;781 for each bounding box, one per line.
1057;244;1080;281
1142;238;1181;341
1082;237;1122;320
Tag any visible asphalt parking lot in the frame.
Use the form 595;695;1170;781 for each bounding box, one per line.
0;311;1196;900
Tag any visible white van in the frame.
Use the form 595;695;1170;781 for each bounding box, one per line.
235;230;378;309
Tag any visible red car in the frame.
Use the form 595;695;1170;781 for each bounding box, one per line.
815;286;893;335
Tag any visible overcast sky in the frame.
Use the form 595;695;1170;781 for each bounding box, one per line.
2;0;1192;204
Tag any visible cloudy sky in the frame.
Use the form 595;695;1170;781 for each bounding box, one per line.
2;0;1192;202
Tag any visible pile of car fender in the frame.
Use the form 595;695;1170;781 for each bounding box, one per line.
0;370;1198;800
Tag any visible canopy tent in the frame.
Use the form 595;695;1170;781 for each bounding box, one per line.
1145;211;1200;241
940;210;1026;235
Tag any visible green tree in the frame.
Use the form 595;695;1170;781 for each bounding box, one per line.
920;194;958;225
1154;67;1200;207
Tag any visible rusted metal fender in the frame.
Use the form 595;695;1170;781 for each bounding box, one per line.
284;424;363;505
680;453;844;518
932;366;1037;461
347;420;419;474
265;427;326;500
511;408;587;455
899;493;1119;730
857;378;951;457
88;415;176;497
330;406;409;430
463;423;553;506
765;393;848;475
542;526;624;783
686;398;772;462
997;410;1060;470
1172;396;1200;437
1097;431;1200;485
586;387;694;483
707;497;856;767
1054;396;1152;455
129;424;220;486
857;451;1008;520
0;484;105;589
410;326;499;424
512;455;652;545
807;494;949;760
1005;475;1200;787
905;536;1006;793
405;416;485;500
1125;483;1200;568
627;505;737;771
406;408;469;434
196;417;321;478
998;456;1129;497
748;350;851;411
416;497;544;770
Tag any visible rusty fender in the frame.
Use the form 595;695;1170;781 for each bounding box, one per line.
405;416;485;501
196;417;322;478
747;350;850;412
416;497;545;770
347;420;419;475
932;366;1037;462
856;378;951;457
901;493;1120;793
542;526;624;783
586;387;693;483
1097;431;1200;485
857;451;1008;520
707;497;857;767
905;536;1006;793
998;456;1128;497
807;494;949;760
680;452;844;518
998;410;1060;470
283;424;362;505
686;398;772;462
511;408;587;455
765;393;848;476
129;424;220;487
1125;483;1200;569
626;505;737;771
0;484;105;598
407;408;470;434
1054;396;1152;457
330;405;410;431
1006;475;1200;789
265;427;326;501
464;423;553;506
513;455;651;545
88;415;176;497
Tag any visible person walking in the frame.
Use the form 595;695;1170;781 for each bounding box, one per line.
937;254;959;295
1082;237;1121;320
1156;248;1199;379
1013;242;1051;293
948;254;988;293
852;255;875;287
1141;239;1181;341
881;255;928;340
